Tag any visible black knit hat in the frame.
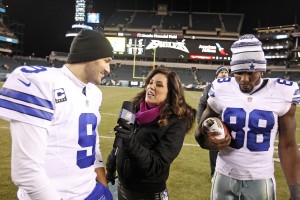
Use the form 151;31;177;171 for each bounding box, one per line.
67;29;114;64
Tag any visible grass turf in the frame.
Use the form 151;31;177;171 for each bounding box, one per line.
0;84;298;199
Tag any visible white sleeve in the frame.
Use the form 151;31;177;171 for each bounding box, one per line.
10;120;61;200
94;131;104;168
93;87;104;168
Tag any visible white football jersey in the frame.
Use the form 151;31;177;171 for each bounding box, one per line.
0;65;103;199
208;77;300;180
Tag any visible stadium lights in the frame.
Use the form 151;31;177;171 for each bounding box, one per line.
71;24;93;30
263;46;285;50
274;34;289;39
0;36;18;44
265;55;287;59
65;33;79;37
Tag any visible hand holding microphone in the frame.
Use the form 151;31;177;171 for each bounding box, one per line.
106;101;135;185
114;120;134;147
113;101;135;149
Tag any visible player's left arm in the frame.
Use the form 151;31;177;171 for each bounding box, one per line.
278;103;300;199
95;167;108;187
195;104;231;150
94;126;108;187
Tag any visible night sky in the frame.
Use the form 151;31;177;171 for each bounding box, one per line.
2;0;300;58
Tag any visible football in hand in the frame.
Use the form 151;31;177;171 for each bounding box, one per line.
202;117;229;139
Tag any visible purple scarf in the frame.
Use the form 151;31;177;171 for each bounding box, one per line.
135;101;163;125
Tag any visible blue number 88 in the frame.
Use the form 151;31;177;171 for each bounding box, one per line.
223;108;274;152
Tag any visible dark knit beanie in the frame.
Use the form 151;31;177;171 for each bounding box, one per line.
67;29;114;64
216;66;229;76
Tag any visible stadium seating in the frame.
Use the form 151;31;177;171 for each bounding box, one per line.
0;54;21;71
104;9;244;37
191;13;222;31
220;14;243;33
161;12;190;30
130;11;162;29
105;10;135;27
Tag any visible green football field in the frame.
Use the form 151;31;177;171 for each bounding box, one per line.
0;84;299;199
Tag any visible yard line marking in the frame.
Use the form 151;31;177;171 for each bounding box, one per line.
0;126;9;129
183;143;199;147
102;113;118;116
100;135;114;139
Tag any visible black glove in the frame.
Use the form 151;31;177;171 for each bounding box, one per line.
114;119;134;147
106;170;117;185
106;150;117;185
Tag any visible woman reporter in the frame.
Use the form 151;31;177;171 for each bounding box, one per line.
106;67;196;200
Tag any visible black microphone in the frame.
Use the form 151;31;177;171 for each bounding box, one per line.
113;101;135;154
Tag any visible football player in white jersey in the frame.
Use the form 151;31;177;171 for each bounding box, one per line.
0;29;114;200
195;34;300;199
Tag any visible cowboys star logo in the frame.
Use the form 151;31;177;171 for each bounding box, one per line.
249;62;255;70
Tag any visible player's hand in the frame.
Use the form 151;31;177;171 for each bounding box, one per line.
202;131;231;150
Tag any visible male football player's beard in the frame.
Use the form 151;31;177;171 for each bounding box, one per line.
239;84;253;93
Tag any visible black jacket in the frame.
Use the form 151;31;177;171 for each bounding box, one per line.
116;114;187;193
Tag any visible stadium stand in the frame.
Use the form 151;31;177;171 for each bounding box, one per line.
0;54;20;71
130;11;162;29
0;0;299;89
105;10;135;28
161;12;190;30
220;14;243;33
191;13;222;31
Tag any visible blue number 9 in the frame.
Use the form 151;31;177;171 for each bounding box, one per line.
20;66;47;73
77;113;97;168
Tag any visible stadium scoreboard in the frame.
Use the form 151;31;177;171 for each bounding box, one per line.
106;34;233;61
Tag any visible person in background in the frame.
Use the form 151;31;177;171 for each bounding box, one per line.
196;65;229;180
106;67;196;200
0;29;114;200
195;34;300;199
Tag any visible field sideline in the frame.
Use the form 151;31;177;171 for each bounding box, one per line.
1;84;300;199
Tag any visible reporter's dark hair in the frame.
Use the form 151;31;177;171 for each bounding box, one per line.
131;67;196;133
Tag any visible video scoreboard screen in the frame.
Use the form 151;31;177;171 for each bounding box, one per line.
106;36;233;61
106;37;126;54
87;13;100;24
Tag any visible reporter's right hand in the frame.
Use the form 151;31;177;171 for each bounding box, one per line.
106;170;117;185
106;150;117;185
